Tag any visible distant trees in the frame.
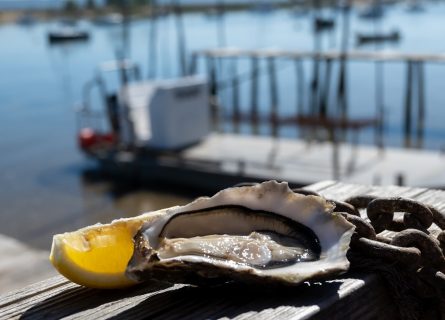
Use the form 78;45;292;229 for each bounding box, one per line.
105;0;151;9
63;0;78;13
86;0;96;10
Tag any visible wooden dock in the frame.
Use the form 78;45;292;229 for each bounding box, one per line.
2;181;444;319
195;47;445;63
0;234;56;295
103;133;445;191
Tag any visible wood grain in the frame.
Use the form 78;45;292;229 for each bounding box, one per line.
1;182;443;320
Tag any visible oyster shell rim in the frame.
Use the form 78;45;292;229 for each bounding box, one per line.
126;180;355;286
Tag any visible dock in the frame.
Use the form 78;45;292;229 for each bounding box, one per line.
2;180;444;319
0;234;56;294
99;133;445;191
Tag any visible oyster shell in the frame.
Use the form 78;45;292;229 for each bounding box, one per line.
126;181;355;286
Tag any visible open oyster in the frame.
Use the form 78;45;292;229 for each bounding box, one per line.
126;181;355;286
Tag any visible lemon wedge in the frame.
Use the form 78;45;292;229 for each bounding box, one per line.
49;209;170;289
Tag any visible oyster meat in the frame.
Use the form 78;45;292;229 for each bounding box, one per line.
126;181;355;286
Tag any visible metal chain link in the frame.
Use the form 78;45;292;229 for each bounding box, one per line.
235;183;445;316
338;195;445;318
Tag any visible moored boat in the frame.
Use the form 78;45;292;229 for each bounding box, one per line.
47;27;90;43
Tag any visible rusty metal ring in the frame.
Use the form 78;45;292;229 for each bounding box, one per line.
366;198;395;233
434;271;445;296
291;188;321;197
339;213;376;240
367;197;433;233
437;231;445;255
428;205;445;230
331;200;360;217
353;237;421;270
391;229;445;273
344;195;376;209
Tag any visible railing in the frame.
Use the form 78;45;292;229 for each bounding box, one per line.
192;48;438;149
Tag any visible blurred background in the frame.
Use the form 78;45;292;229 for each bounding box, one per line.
1;0;445;293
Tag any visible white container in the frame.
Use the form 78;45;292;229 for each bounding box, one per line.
118;76;210;150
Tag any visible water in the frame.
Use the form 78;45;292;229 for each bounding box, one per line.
1;3;445;250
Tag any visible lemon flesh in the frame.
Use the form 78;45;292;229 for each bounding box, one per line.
49;209;170;289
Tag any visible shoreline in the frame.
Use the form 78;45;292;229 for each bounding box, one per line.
0;0;399;25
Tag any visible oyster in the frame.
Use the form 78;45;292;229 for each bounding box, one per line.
126;181;355;286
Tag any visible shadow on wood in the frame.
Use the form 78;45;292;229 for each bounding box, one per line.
107;281;343;319
19;281;172;320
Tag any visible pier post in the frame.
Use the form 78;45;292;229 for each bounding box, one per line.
207;56;219;132
232;58;240;133
375;60;385;150
404;61;413;148
320;58;332;118
416;61;425;149
296;59;305;137
251;56;259;135
268;57;279;137
173;0;187;77
188;53;198;76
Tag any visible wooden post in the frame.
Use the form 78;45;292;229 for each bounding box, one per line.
337;0;351;121
251;56;259;135
375;60;385;150
416;61;425;149
404;61;413;148
268;57;279;137
296;59;305;115
188;53;197;75
232;58;240;133
173;0;187;77
320;58;332;118
207;56;219;131
296;59;305;137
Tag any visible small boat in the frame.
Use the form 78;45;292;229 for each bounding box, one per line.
48;27;90;43
313;17;335;32
356;30;400;46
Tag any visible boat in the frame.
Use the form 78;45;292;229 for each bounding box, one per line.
356;30;400;46
47;27;90;44
77;60;210;154
313;17;335;32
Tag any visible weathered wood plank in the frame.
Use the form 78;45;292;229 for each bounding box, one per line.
2;183;444;319
197;47;445;63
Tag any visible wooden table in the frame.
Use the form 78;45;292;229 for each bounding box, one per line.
2;181;444;320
